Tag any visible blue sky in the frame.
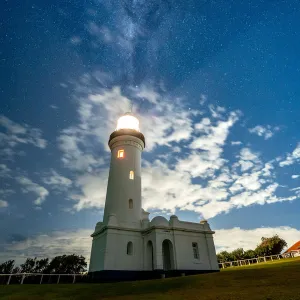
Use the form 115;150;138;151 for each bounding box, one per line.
1;0;300;264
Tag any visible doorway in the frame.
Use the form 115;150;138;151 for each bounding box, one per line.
146;240;154;270
162;239;174;271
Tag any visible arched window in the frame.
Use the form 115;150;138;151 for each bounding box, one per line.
129;170;134;180
127;242;133;255
129;199;133;209
192;242;199;259
117;149;124;158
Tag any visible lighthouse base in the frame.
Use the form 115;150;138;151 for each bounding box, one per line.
87;269;219;283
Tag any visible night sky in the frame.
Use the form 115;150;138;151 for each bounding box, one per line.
1;0;300;264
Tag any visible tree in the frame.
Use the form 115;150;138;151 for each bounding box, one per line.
34;258;49;273
255;235;287;256
0;260;15;274
243;249;257;259
45;254;87;274
20;258;36;273
12;267;20;274
231;248;245;261
217;251;233;263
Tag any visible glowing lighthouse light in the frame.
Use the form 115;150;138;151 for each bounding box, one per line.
116;113;140;132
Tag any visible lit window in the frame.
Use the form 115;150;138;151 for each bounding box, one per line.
129;199;133;209
192;242;199;259
127;241;133;255
117;149;124;158
129;171;134;180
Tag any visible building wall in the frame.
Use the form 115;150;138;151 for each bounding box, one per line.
89;231;107;272
103;135;144;229
90;227;219;272
104;229;143;271
142;228;219;271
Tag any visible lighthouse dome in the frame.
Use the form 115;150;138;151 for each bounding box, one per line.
116;112;140;132
150;216;169;227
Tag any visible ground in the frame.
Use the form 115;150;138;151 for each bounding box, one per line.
1;257;300;300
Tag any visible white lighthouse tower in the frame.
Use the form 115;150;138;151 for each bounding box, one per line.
89;112;219;281
103;112;145;228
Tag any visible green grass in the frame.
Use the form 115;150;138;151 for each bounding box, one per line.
1;257;300;300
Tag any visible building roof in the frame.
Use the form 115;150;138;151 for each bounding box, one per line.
284;241;300;253
150;216;169;227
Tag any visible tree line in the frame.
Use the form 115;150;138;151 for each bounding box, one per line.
0;235;289;273
0;254;87;274
217;234;287;263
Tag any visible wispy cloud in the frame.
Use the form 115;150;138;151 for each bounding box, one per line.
56;76;298;218
249;125;280;140
0;200;8;208
16;176;49;206
0;164;11;178
279;143;300;167
1;229;92;265
43;169;72;192
0;115;47;160
69;36;82;45
231;141;242;146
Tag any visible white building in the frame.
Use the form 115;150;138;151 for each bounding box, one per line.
89;112;219;281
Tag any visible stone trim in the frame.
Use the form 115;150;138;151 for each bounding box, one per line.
91;224;215;237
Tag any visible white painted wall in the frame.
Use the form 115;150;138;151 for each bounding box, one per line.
104;229;143;270
103;135;144;229
89;231;107;272
90;228;144;272
141;228;219;271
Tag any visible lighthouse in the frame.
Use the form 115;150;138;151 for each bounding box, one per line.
103;112;145;228
89;112;219;281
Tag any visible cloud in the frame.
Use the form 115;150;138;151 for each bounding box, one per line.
16;176;49;206
57;83;199;176
43;170;72;192
279;143;300;167
0;164;11;178
58;130;104;172
70;171;108;211
199;94;207;105
0;200;8;208
292;175;300;179
70;36;82;45
214;226;300;253
175;112;240;179
55;77;300;218
234;148;262;172
190;112;239;152
231;141;242;145
2;226;300;266
249;125;280;140
1;229;92;266
0;115;47;160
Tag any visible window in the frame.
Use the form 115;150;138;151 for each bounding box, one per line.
192;242;199;259
129;199;133;209
117;149;124;158
129;170;134;180
127;241;133;255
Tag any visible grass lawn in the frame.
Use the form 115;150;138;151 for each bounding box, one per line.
1;257;300;300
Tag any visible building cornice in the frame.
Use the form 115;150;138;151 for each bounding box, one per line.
91;224;215;237
109;129;145;149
